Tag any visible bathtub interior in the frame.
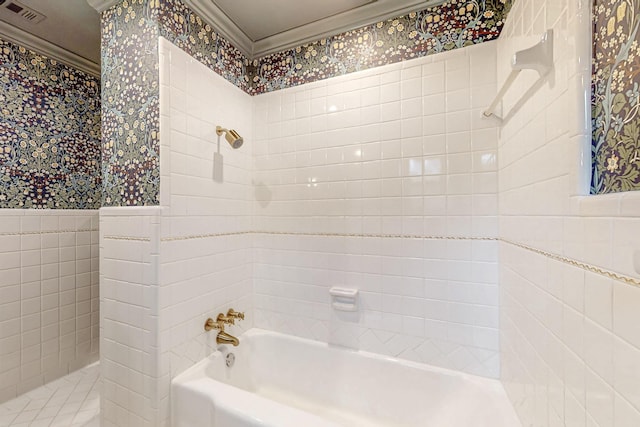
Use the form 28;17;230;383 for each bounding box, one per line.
174;329;521;427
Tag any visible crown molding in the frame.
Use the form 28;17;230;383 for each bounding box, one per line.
183;0;443;60
86;0;447;61
253;0;432;58
86;0;121;13
181;0;253;58
0;21;100;77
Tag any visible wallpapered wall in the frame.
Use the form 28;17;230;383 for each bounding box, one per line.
0;37;101;209
592;0;640;194
157;0;512;95
100;0;512;206
158;0;251;92
101;0;160;206
248;0;511;94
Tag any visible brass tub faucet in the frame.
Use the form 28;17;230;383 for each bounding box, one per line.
204;308;244;346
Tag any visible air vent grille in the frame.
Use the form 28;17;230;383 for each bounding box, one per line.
2;1;46;23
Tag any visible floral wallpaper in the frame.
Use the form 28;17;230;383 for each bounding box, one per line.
592;0;640;194
158;0;251;93
0;37;101;209
153;0;511;96
101;0;160;206
248;0;512;95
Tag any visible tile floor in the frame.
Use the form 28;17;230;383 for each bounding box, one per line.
0;363;100;427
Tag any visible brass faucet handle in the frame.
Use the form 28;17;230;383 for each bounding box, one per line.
216;313;235;325
227;309;245;321
204;318;224;332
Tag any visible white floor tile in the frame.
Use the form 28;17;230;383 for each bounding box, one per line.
0;363;100;427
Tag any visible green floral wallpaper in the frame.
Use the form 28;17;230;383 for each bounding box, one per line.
0;37;101;209
101;0;160;206
154;0;512;96
158;0;251;93
248;0;512;94
592;0;640;193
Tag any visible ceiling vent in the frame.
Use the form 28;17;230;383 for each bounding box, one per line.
2;1;46;24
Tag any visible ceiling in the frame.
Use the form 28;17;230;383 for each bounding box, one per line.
0;0;446;73
214;0;377;42
0;0;100;63
188;0;445;58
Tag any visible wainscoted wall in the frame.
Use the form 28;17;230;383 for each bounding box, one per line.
0;210;99;403
100;0;160;207
0;34;101;403
253;41;501;377
498;0;640;425
592;0;640;194
0;37;101;209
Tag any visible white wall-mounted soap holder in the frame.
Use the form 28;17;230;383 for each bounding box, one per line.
329;287;358;312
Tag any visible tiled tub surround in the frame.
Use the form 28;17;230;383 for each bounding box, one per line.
0;210;99;404
158;37;254;378
98;38;254;427
498;0;640;426
252;42;502;378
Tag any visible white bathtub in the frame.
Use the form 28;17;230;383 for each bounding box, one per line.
172;329;521;427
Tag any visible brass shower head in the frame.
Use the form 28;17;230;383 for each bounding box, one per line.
216;126;244;149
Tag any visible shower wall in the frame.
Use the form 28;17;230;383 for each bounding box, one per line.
498;0;640;426
156;36;253;382
0;37;101;403
99;37;253;427
253;42;502;378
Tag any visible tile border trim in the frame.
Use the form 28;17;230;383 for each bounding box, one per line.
159;231;498;242
102;236;152;242
160;231;253;242
502;239;640;289
0;229;98;237
101;232;640;289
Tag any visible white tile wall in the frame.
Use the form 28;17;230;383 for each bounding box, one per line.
254;234;501;376
158;36;253;380
497;1;640;426
252;42;502;378
99;207;162;427
0;209;99;405
99;38;254;427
